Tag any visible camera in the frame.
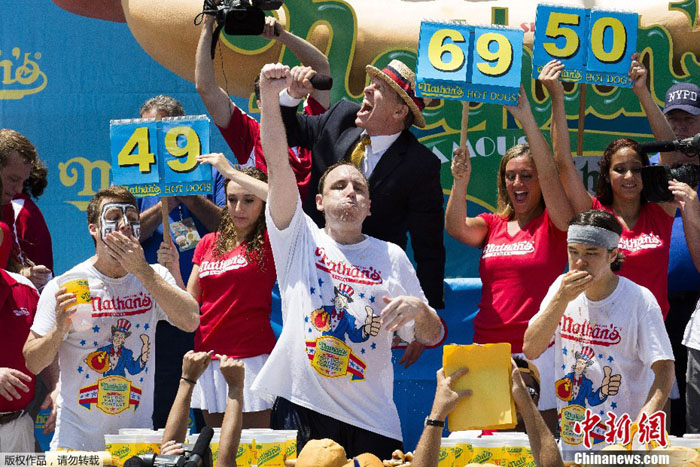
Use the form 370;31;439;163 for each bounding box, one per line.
124;427;213;467
205;0;283;36
641;164;700;202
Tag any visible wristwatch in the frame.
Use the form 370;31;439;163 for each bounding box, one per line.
424;417;445;427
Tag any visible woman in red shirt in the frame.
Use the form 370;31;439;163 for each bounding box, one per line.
159;153;274;428
542;59;696;319
445;86;574;427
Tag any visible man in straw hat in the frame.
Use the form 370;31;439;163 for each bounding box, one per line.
252;62;442;459
278;59;445;323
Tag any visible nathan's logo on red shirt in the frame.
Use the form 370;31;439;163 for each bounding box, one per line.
618;233;662;252
560;316;621;346
314;248;383;285
13;307;31;317
92;292;153;317
199;256;248;278
482;240;535;258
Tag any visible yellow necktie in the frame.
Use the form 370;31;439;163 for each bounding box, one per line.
350;135;371;168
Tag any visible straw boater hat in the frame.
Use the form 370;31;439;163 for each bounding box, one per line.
365;60;426;128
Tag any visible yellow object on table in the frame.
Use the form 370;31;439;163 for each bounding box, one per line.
443;343;516;431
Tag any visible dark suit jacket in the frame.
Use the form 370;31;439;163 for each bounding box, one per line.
281;99;445;308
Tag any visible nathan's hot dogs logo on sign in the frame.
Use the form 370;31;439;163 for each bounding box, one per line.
110;115;213;198
416;21;523;105
0;47;47;100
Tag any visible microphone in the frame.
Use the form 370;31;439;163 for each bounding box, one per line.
636;133;700;155
184;426;214;467
309;74;333;91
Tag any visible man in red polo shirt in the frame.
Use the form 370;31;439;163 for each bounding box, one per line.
0;267;40;451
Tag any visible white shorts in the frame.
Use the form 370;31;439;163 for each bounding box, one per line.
513;345;556;411
0;412;35;452
190;354;274;413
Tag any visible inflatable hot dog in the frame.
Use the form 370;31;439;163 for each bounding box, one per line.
51;0;700;98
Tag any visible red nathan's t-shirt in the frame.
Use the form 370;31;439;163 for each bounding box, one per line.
217;96;326;200
192;231;277;358
591;198;674;318
475;209;567;353
0;269;39;412
1;194;54;271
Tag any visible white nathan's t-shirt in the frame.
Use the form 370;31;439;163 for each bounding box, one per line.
32;260;174;450
252;200;424;441
531;276;673;452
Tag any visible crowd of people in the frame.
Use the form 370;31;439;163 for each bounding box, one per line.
1;11;700;466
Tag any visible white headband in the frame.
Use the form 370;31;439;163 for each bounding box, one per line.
567;225;620;250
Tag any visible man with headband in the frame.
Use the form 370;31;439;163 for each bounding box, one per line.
524;210;674;457
22;186;199;451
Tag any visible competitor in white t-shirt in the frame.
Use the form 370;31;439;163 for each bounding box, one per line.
251;63;443;460
524;210;674;456
22;186;200;450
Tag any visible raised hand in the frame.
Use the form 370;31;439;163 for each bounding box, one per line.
259;62;291;96
196;152;236;178
287;65;317;99
261;16;283;40
628;53;648;94
537;59;565;95
217;354;245;391
430;368;471;420
181;350;213;382
451;148;471;182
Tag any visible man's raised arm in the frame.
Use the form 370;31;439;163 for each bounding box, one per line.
259;63;300;231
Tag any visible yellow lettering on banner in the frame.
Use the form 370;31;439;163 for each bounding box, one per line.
59;157;112;211
165;126;200;173
590;17;626;63
428;29;466;72
543;12;581;59
0;47;48;100
475;32;513;77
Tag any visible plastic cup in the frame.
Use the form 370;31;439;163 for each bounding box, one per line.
60;277;93;331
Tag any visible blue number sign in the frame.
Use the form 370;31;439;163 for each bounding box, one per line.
533;5;638;87
416;21;523;105
110;115;212;197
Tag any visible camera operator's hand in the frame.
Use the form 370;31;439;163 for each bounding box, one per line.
160;440;186;456
669;180;700;217
261;16;284;39
260;62;291;97
287;65;316;100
